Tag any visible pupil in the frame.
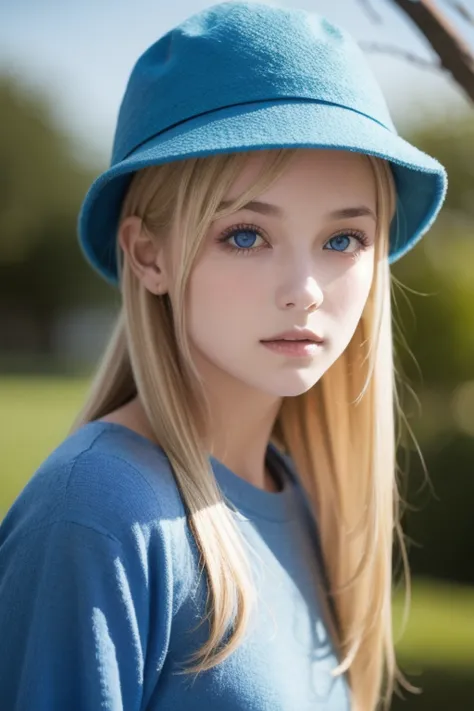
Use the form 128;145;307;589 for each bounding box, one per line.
333;235;349;250
235;231;256;248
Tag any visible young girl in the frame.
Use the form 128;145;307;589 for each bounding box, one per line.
0;2;447;710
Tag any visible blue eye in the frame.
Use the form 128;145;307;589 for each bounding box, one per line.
217;225;267;255
232;230;261;249
216;224;370;256
326;234;351;252
324;231;369;254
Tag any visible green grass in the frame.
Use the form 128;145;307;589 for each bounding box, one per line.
1;375;89;514
392;579;474;671
1;375;474;671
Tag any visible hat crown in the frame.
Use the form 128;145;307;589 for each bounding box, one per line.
112;1;395;163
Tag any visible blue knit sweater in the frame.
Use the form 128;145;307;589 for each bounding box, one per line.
0;421;351;710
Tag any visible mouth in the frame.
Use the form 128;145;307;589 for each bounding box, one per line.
261;339;315;343
260;331;325;345
260;339;323;357
260;337;324;345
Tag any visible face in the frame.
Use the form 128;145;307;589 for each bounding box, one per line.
183;148;378;400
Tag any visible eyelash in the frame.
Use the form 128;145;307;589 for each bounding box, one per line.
216;222;372;259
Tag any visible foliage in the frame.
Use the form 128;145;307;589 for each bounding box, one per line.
0;76;112;309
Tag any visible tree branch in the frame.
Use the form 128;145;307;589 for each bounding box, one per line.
360;41;441;71
356;0;384;24
445;1;474;26
391;0;474;102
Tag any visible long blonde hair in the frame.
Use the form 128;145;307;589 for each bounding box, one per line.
70;148;414;711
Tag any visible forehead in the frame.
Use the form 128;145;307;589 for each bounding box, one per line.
226;148;376;206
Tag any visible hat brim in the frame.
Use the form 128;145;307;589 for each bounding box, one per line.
78;99;447;286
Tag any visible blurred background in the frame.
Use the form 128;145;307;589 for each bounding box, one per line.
1;0;473;707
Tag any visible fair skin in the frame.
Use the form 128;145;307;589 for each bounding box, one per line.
103;148;377;492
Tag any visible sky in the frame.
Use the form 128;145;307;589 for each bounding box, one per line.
1;0;473;166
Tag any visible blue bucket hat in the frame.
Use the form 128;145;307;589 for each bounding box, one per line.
78;0;447;287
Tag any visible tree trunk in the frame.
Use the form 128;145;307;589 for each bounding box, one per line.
392;0;474;102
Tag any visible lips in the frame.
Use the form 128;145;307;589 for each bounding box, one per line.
262;328;323;343
264;338;312;342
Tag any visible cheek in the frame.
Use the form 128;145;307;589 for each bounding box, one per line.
186;259;262;340
327;261;374;327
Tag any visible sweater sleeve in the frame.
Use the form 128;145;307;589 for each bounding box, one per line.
0;518;168;711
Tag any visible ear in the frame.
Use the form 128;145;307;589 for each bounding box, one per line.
118;216;169;295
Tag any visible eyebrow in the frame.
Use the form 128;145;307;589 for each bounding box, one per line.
218;199;377;222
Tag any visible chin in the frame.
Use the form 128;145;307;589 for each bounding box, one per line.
261;371;324;398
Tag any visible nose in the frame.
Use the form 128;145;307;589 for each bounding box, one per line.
277;268;324;312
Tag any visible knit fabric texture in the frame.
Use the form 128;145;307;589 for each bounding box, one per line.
0;420;350;710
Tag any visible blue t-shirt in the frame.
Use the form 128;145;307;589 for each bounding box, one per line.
0;420;351;710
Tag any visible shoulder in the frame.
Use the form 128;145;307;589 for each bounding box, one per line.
0;423;186;707
1;421;199;615
1;421;189;555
